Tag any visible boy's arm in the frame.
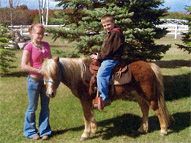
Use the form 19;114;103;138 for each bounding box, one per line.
97;31;123;62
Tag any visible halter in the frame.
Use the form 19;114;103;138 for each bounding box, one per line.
44;79;54;84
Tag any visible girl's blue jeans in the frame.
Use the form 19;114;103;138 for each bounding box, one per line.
97;59;119;101
23;76;51;138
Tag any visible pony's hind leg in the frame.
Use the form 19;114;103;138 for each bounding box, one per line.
137;96;149;134
150;100;168;136
150;62;172;135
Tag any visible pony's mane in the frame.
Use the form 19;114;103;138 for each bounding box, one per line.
59;58;88;82
41;58;58;78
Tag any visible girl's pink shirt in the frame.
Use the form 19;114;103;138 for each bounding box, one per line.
24;41;51;77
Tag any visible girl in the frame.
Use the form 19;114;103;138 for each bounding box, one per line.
21;24;52;140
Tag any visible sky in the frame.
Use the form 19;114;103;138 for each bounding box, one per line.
161;0;191;12
0;0;60;9
0;0;191;12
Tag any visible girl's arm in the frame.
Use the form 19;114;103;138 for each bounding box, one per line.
21;50;41;74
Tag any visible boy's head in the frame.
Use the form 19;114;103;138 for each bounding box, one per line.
101;14;115;33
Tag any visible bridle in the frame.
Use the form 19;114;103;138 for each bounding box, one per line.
44;79;54;85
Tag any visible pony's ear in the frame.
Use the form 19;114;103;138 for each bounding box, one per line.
53;56;59;63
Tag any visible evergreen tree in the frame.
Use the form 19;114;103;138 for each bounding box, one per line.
49;0;170;60
0;24;16;75
177;6;191;53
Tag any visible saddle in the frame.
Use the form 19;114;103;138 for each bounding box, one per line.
89;59;132;96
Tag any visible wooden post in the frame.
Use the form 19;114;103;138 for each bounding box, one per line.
174;24;178;39
20;25;23;36
45;0;49;25
38;0;49;25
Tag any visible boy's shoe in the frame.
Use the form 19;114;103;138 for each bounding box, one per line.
42;135;49;140
98;97;111;110
93;97;111;111
92;96;100;109
32;134;40;140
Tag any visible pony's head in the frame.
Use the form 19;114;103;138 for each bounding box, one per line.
41;57;60;98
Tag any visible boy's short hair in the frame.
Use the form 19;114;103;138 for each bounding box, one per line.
101;14;114;23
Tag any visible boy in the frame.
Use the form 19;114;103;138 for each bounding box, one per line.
91;14;125;110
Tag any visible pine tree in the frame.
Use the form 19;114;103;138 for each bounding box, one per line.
49;0;170;60
0;24;16;75
177;6;191;53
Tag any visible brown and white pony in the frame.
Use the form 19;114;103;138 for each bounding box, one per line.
41;57;173;141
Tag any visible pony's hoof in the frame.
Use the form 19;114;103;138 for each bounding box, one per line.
91;129;97;135
80;137;88;141
160;130;168;136
138;128;148;134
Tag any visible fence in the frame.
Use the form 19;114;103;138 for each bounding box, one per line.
8;25;30;36
157;23;188;39
8;23;188;39
8;25;64;36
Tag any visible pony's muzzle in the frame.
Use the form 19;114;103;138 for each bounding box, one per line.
44;81;56;98
46;87;55;98
46;92;55;98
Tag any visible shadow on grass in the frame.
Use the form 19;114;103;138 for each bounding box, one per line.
95;113;142;140
163;73;191;100
51;113;142;139
94;111;190;140
51;126;84;137
50;111;190;140
155;60;191;68
171;111;191;133
153;60;191;100
2;71;27;77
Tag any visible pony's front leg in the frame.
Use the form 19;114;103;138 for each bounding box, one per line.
80;99;97;141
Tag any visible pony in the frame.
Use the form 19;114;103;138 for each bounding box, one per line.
41;57;173;141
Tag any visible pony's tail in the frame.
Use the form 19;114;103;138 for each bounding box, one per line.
150;63;173;128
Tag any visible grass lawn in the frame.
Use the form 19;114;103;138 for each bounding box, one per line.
0;35;190;143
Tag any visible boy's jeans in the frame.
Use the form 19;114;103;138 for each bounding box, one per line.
23;76;51;138
97;59;119;101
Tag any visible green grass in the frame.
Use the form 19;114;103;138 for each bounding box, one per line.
0;35;190;143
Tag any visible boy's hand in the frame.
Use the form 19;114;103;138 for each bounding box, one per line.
90;53;98;60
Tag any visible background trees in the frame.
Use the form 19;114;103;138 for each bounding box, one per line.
163;12;190;20
0;7;38;25
177;6;191;53
0;24;16;75
48;0;170;61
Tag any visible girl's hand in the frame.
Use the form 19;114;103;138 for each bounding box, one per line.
38;69;43;75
